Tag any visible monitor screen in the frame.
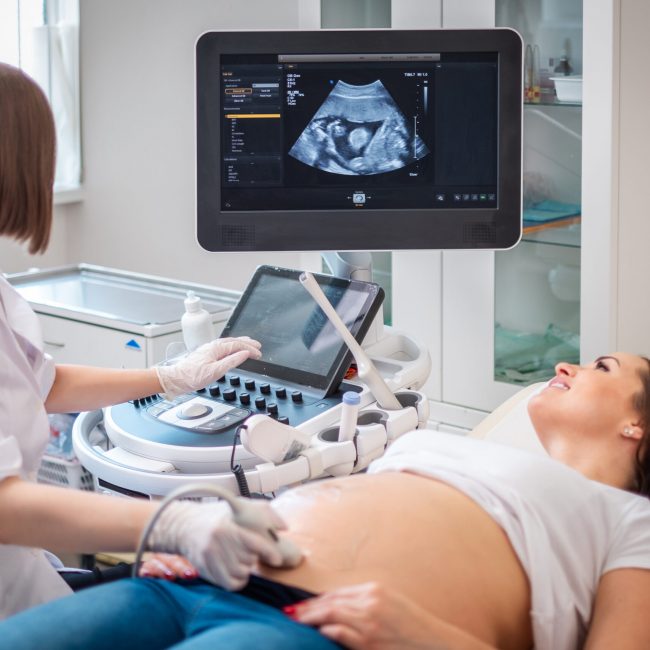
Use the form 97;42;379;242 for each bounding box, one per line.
196;29;522;252
219;265;384;395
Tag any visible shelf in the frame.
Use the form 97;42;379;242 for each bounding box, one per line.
522;219;581;248
524;92;581;108
523;214;580;234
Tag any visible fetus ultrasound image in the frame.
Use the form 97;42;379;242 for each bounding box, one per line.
289;80;429;176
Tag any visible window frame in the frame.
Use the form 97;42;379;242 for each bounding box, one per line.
0;0;82;198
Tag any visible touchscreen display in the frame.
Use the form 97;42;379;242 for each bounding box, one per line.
221;266;384;394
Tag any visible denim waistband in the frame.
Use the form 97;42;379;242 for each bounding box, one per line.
237;574;317;610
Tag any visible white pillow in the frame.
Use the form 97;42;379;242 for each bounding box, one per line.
469;382;548;455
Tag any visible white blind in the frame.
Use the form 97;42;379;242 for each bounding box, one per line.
0;0;81;192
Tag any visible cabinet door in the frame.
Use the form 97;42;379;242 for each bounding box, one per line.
39;314;148;369
441;250;519;412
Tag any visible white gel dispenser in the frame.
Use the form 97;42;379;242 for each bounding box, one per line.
181;291;215;352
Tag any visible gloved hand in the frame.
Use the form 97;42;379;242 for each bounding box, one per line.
155;336;262;399
147;499;286;590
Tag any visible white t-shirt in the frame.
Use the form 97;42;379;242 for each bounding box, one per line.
0;275;72;619
368;430;650;650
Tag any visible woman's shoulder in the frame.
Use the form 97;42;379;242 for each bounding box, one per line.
601;488;650;572
0;275;53;389
0;273;26;318
602;483;650;516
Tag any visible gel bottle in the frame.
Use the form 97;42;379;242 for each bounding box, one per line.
181;291;215;352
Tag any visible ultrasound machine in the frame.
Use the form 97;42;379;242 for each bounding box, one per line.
73;265;431;497
73;27;522;499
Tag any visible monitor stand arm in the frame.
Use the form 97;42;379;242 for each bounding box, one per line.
321;251;373;282
319;251;431;392
321;251;384;344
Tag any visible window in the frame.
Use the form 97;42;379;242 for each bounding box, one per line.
0;0;81;193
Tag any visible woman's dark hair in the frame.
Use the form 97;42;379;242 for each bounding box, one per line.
632;356;650;497
0;62;56;254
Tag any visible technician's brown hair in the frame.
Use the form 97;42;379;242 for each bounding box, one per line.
0;62;56;254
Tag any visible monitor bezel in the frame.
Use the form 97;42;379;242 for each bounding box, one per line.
219;265;385;396
196;28;523;252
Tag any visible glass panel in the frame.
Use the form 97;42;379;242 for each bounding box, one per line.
321;0;391;28
45;0;81;191
494;0;582;385
0;2;20;64
496;0;582;105
494;241;580;385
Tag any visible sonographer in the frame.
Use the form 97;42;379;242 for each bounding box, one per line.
0;62;288;619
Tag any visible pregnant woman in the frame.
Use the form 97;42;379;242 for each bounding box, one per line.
1;353;649;650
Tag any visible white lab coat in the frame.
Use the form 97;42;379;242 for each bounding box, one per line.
0;275;72;619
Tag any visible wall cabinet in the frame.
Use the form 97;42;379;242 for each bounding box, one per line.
400;0;648;428
389;0;583;425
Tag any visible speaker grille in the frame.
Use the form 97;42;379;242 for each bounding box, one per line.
220;225;255;249
463;222;497;246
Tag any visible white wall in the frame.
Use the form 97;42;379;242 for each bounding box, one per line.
61;0;319;291
617;0;650;357
0;203;71;273
581;0;650;361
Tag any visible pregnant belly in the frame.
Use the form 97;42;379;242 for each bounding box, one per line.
259;471;532;649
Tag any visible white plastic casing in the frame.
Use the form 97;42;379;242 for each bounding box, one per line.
241;415;313;464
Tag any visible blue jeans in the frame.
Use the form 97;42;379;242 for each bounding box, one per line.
0;578;341;649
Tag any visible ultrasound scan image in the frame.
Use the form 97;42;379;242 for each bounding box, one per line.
289;80;429;175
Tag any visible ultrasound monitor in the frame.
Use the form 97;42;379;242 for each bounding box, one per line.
196;28;523;252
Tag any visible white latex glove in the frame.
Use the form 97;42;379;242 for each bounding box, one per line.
147;499;286;590
155;336;262;399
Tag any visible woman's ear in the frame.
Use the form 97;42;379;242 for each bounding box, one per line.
621;424;644;441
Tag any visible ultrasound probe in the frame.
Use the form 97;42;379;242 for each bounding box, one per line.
133;483;304;578
299;271;402;410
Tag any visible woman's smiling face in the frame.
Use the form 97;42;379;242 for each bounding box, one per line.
528;352;647;447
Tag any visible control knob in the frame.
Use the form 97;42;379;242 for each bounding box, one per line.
177;402;212;420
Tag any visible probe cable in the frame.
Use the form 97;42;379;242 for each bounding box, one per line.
231;425;252;497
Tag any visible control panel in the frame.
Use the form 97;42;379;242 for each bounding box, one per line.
111;369;362;450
